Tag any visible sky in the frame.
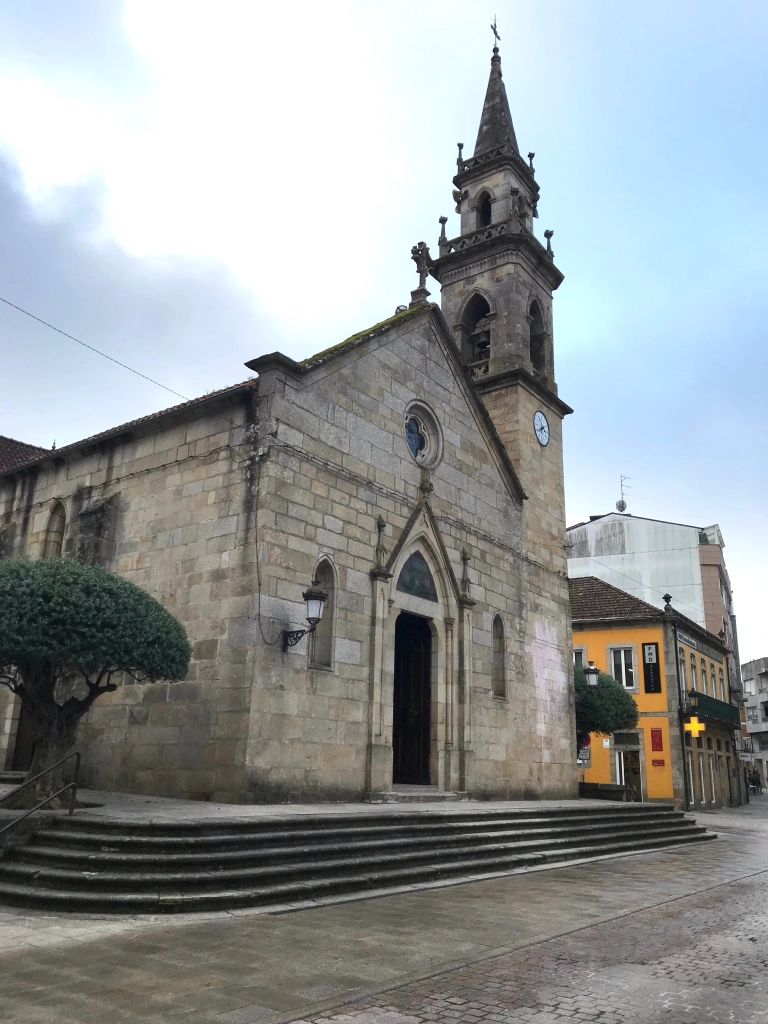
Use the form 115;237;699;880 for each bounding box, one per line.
0;0;766;659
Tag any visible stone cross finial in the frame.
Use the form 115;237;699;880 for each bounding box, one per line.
544;229;554;259
456;142;464;167
438;216;448;254
528;151;535;174
409;241;432;307
411;242;431;290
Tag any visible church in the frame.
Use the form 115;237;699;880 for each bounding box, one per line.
0;45;576;803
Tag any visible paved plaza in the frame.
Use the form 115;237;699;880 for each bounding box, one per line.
0;799;767;1024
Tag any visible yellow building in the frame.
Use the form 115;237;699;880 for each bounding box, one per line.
570;577;741;809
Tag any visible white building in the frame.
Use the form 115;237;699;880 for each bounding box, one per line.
567;514;741;697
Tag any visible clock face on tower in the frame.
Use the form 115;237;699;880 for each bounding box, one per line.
533;410;550;447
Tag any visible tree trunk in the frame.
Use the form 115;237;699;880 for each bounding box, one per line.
19;726;79;809
8;663;81;810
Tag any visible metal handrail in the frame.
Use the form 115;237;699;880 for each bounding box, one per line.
0;783;77;838
0;751;80;807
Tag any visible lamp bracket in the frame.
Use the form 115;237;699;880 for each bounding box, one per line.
282;627;312;652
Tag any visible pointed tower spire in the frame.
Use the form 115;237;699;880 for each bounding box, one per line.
474;46;518;156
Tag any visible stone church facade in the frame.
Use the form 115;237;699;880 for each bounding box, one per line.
0;46;576;803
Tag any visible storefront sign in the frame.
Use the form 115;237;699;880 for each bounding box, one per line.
651;759;665;767
651;728;663;751
642;643;662;693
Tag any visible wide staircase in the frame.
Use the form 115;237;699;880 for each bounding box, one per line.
0;803;712;914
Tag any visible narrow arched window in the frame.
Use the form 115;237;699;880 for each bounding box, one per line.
678;647;687;688
690;653;698;690
492;615;506;698
476;192;492;228
710;663;717;699
718;667;726;702
461;293;492;372
42;502;66;558
309;559;334;669
701;658;708;695
529;300;546;376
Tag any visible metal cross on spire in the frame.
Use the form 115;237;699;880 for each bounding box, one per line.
490;15;501;46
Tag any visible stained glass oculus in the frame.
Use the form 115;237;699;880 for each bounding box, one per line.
403;403;442;468
396;551;438;602
405;417;426;458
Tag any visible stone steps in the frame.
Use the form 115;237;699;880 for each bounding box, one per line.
0;804;713;914
0;772;25;786
17;817;684;868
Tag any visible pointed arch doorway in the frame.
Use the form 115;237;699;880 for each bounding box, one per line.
392;613;432;785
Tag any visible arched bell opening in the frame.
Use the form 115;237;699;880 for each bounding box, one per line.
528;299;547;377
460;293;493;379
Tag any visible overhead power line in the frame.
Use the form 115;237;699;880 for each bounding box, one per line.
0;294;189;401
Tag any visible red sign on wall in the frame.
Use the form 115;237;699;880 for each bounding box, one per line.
651;728;663;752
652;759;665;767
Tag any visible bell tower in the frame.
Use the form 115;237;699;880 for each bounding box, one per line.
430;43;572;574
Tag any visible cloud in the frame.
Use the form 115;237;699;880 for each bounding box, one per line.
0;155;271;449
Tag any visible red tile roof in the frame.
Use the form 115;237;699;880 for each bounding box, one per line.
569;576;662;623
0;435;51;473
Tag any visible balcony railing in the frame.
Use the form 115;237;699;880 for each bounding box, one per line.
694;691;741;728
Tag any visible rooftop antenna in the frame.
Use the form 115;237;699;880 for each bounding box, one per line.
616;475;630;513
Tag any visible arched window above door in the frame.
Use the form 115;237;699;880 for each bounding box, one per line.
396;551;438;603
42;503;66;558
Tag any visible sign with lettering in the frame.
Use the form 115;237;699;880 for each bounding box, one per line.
651;728;663;751
643;643;662;693
651;759;665;767
678;631;723;664
578;747;591;763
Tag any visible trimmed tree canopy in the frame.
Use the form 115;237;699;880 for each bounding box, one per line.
0;557;190;681
574;664;639;739
0;558;191;801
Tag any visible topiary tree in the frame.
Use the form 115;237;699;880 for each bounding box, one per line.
0;558;190;806
574;664;639;752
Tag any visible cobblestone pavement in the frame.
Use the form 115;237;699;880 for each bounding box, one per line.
295;849;768;1024
1;815;767;1024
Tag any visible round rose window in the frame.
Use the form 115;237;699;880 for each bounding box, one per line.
403;403;442;468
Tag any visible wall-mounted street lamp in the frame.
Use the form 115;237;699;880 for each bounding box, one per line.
281;580;328;652
584;661;600;687
688;688;699;712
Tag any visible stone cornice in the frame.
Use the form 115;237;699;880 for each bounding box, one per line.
453;148;538;194
475;368;573;418
431;231;563;291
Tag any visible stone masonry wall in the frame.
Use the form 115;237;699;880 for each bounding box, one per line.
0;389;259;802
241;309;576;801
